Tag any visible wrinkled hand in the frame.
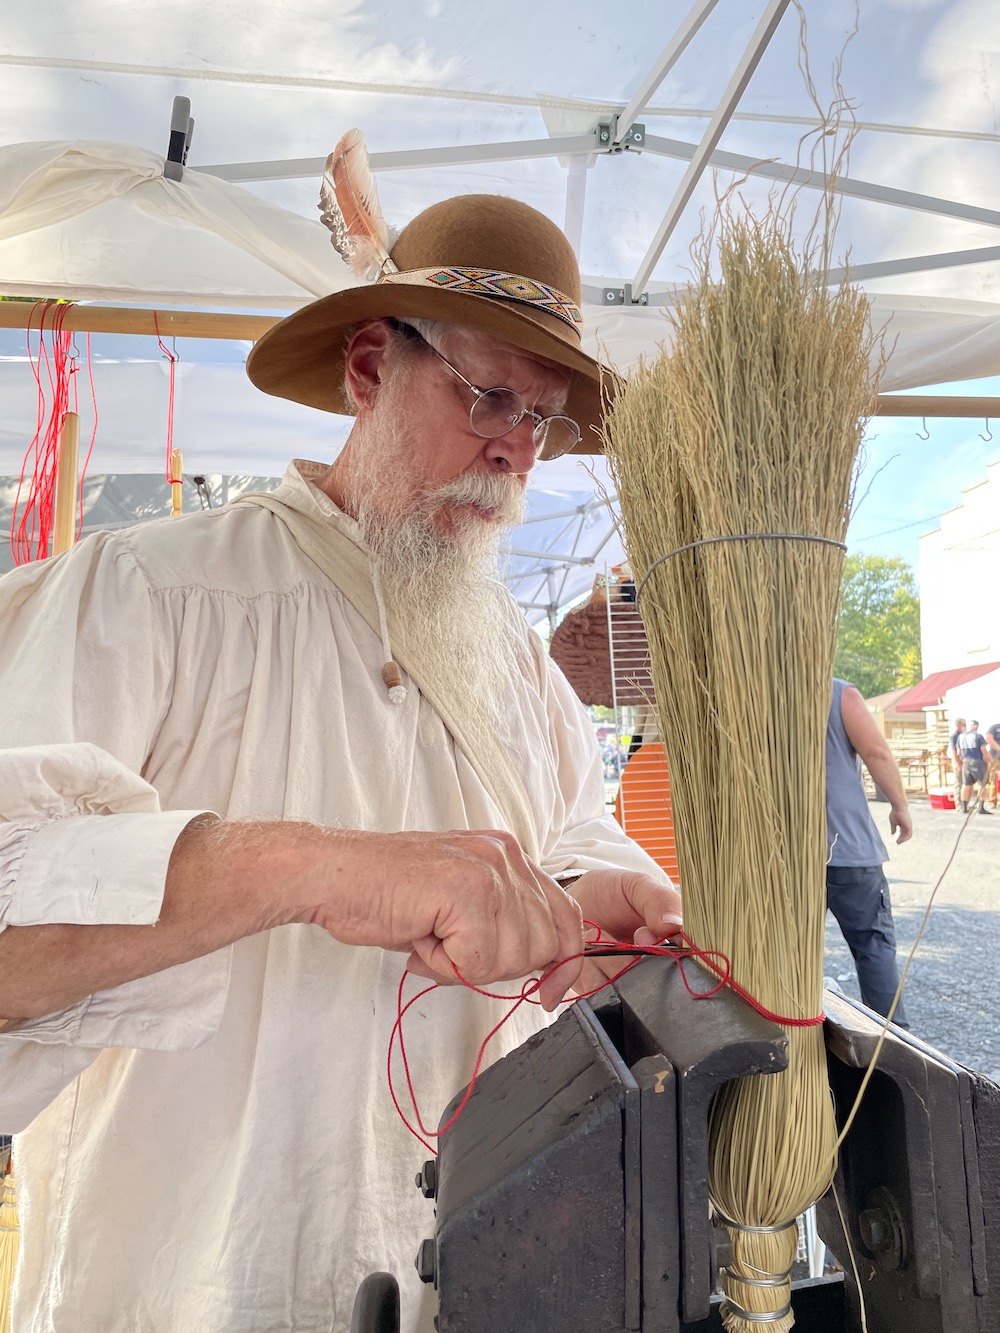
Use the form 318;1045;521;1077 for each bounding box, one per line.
889;805;913;844
304;828;584;1010
566;867;683;995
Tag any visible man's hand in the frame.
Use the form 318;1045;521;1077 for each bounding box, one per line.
889;805;913;844
565;867;683;995
302;827;585;1011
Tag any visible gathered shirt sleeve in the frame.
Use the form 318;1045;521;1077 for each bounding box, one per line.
0;535;223;1132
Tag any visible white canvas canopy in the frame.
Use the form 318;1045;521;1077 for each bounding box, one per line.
1;0;999;616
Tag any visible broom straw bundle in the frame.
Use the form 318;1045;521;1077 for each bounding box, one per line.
604;207;879;1331
0;1164;18;1333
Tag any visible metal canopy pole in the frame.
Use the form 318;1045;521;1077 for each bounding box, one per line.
563;155;591;259
639;133;1000;232
200;135;599;183
612;0;723;145
630;0;793;299
826;244;1000;285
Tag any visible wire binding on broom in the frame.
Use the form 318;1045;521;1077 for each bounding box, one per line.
721;1299;793;1325
635;533;848;599
715;1214;799;1235
721;1271;793;1288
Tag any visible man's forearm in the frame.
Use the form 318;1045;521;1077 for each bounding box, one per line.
863;751;908;812
0;819;321;1021
0;820;601;1023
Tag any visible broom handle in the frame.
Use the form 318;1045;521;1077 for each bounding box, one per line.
53;411;80;556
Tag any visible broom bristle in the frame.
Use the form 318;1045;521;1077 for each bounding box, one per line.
0;1172;20;1333
604;208;879;1332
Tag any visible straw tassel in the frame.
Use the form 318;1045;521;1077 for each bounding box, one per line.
0;1166;19;1333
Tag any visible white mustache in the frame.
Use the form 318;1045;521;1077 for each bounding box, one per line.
424;472;525;525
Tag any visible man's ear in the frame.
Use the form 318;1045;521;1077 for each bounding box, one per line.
343;320;394;410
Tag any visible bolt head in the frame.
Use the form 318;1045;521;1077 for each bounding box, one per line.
415;1238;437;1284
859;1208;891;1251
416;1159;438;1199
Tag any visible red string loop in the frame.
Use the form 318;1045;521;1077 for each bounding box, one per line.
388;927;825;1154
10;303;98;564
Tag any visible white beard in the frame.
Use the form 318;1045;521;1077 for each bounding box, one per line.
352;465;530;739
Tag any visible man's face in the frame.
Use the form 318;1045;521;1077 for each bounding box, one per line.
359;323;573;536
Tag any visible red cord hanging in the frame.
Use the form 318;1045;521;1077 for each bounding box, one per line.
153;312;179;487
9;303;98;565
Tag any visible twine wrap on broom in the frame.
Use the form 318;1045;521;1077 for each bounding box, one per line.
605;210;879;1332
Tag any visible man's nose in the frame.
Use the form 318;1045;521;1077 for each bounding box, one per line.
482;420;539;476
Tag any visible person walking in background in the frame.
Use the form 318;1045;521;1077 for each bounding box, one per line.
985;721;1000;811
958;720;992;814
826;679;913;1027
950;716;966;810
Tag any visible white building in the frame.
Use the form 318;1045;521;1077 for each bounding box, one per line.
911;461;1000;729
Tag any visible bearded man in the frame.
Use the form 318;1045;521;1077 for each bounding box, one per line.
0;194;679;1333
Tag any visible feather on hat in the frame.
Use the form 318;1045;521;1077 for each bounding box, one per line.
247;129;614;450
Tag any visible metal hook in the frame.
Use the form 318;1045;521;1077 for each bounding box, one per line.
916;417;930;440
980;418;993;442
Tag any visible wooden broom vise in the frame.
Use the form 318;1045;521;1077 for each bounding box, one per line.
604;208;880;1332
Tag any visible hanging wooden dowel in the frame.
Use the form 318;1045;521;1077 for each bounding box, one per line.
0;302;278;343
53;411;80;556
170;449;183;517
873;393;1000;419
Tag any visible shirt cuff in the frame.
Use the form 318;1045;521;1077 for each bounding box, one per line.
0;945;232;1052
1;810;215;929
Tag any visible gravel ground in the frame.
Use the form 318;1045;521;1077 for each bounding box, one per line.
824;794;1000;1080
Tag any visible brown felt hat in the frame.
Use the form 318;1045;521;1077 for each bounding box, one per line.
246;194;613;450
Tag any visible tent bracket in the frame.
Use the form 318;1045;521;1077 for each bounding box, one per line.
595;117;645;154
601;283;649;307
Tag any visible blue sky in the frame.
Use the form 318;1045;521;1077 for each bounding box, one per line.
847;377;1000;583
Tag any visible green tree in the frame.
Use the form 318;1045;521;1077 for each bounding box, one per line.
833;554;922;699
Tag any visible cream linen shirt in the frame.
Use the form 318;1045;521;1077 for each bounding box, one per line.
0;460;665;1333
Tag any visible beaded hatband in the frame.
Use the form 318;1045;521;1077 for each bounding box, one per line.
380;266;583;333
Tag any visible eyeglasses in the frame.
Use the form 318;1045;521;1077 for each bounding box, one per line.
391;320;581;461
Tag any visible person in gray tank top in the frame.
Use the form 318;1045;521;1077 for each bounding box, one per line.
826;678;913;1027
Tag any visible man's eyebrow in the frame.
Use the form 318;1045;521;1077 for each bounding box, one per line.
521;362;571;409
537;378;573;415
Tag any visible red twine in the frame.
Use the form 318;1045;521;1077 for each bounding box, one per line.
388;926;825;1153
10;303;98;564
153;313;180;485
